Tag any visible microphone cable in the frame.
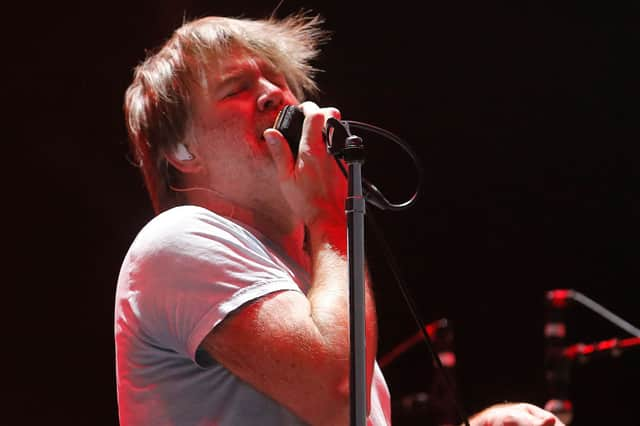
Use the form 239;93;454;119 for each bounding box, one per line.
274;105;422;211
366;209;470;426
274;105;468;424
325;117;423;212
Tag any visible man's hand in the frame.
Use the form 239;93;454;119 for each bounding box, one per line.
468;402;565;426
264;101;346;229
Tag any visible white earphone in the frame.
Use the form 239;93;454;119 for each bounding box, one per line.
174;143;194;161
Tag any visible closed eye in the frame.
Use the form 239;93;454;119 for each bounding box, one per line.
222;83;250;99
217;73;253;100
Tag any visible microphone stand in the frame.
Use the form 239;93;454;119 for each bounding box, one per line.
543;290;572;424
543;289;640;424
342;133;367;426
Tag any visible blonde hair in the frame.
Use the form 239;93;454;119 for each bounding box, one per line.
124;13;329;213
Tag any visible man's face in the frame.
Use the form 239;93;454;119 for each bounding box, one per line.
187;47;299;206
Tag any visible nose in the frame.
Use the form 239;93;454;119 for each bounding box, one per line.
257;78;284;112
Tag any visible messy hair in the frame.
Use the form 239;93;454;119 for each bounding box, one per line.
124;13;329;213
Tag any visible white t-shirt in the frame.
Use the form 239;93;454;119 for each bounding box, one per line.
114;205;391;425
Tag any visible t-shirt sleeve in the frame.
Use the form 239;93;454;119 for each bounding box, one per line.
122;206;302;364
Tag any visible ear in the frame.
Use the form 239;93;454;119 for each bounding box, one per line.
165;143;204;174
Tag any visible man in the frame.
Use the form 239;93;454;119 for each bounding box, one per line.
115;13;564;426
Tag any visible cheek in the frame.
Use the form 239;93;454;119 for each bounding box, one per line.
196;114;250;149
191;103;268;165
200;125;265;171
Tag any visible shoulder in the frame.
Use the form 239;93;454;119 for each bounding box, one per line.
144;205;240;237
121;206;285;279
117;205;282;301
133;205;260;254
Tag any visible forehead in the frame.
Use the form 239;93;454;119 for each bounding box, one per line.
207;47;279;85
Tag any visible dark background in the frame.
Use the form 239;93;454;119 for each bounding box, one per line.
7;1;639;425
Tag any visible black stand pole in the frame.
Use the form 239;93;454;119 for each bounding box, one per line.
344;135;367;426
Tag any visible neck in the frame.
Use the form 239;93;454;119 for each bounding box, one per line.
236;205;311;273
182;189;310;272
245;205;310;272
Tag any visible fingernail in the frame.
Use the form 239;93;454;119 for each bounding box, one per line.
264;132;277;145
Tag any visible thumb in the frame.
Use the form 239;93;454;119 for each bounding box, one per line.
264;128;295;180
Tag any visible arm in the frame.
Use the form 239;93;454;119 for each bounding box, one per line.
305;216;378;413
200;103;377;426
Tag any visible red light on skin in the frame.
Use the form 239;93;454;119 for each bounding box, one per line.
544;399;573;425
547;289;573;308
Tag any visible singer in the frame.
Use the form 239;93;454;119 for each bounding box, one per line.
115;12;564;426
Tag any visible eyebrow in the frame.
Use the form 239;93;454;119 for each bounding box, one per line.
212;71;250;97
213;59;283;95
220;56;281;82
217;73;245;87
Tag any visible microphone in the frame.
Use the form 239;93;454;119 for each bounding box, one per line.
274;104;348;157
273;104;390;210
543;290;574;425
273;105;305;158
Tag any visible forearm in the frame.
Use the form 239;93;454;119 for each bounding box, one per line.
306;220;378;407
263;102;379;423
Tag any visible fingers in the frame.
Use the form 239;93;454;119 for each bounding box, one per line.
264;102;346;225
297;101;341;156
472;403;566;426
264;102;341;170
263;128;295;181
521;403;565;426
298;101;341;120
510;403;565;426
